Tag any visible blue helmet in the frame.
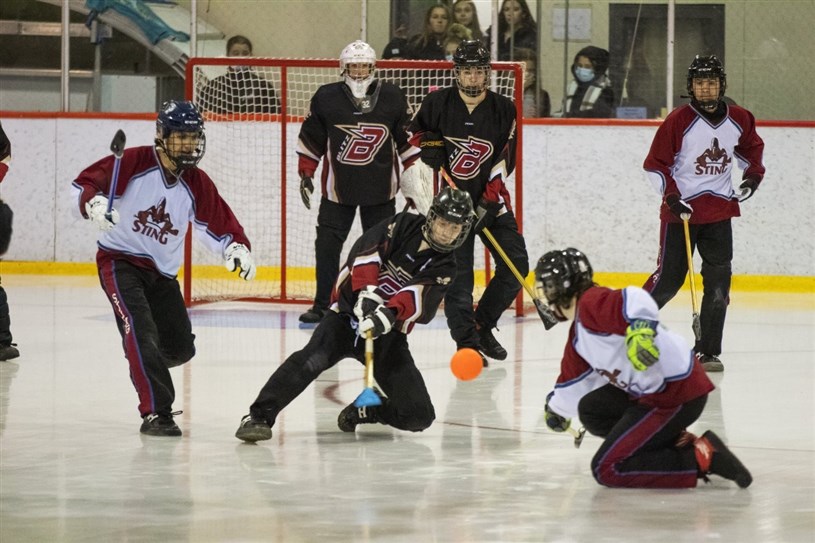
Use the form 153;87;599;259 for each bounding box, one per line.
155;100;206;171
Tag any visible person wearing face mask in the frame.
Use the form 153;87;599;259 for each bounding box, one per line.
559;45;615;118
295;40;419;325
197;35;280;115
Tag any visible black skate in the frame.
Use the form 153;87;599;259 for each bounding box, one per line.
695;430;752;488
235;414;272;442
140;412;182;437
477;326;507;361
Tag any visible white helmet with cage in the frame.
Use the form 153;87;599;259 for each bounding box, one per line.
340;40;377;99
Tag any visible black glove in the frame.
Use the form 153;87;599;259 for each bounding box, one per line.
474;198;502;233
359;304;396;339
665;193;693;220
544;402;570;433
738;177;759;202
300;176;314;210
419;131;446;169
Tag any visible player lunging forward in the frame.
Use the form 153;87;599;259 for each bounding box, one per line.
72;101;256;437
235;188;474;442
537;248;751;489
297;40;419;324
642;55;765;372
408;39;528;365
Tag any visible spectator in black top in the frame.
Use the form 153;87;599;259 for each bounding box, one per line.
484;0;537;61
558;45;615;118
407;4;451;60
198;35;280;115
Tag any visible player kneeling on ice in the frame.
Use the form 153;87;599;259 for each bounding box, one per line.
235;187;474;442
72;100;256;437
536;248;751;489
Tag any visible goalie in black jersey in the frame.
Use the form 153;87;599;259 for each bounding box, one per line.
296;40;419;325
406;39;529;365
235;187;474;442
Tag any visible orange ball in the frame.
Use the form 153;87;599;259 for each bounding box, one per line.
450;348;483;381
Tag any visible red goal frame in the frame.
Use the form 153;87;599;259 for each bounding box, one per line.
184;57;525;316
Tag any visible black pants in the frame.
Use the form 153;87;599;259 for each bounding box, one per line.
97;259;195;417
445;211;528;349
0;280;11;346
249;311;435;432
313;198;396;310
579;384;707;488
643;219;732;356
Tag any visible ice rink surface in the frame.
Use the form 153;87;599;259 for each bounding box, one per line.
1;275;813;542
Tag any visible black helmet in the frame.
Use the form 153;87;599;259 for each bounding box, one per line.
155;100;206;171
453;40;491;97
423;187;474;252
534;248;593;309
686;55;727;111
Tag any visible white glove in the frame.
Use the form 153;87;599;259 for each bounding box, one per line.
359;304;395;339
85;195;119;231
353;285;385;321
224;242;256;281
400;161;434;215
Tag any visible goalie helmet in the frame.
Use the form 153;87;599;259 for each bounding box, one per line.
453;40;491;97
156;100;206;171
686;55;727;111
534;248;593;310
423;187;474;252
340;40;377;99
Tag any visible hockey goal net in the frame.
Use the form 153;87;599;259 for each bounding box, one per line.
184;58;524;309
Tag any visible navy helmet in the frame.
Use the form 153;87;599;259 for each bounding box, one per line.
155;100;206;171
534;248;594;309
686;55;727;111
423;187;474;252
453;40;491;97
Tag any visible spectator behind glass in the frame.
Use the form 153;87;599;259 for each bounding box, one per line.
198;35;280;115
407;4;451;60
443;23;473;61
452;0;483;41
557;45;614;118
513;47;550;117
484;0;537;61
383;24;409;60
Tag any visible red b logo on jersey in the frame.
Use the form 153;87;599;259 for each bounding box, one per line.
447;136;493;180
336;123;390;165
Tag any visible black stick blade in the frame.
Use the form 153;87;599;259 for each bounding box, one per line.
534;298;559;330
110;129;127;158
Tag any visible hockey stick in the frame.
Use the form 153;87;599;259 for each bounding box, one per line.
105;129;127;222
438;167;558;330
682;218;702;342
353;330;382;408
568;426;586;449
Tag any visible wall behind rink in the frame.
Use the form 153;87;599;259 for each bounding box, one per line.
0;117;812;277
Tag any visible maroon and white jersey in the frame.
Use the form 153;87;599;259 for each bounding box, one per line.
72;145;250;278
547;286;714;419
644;103;765;224
331;212;456;334
407;87;517;211
296;80;418;207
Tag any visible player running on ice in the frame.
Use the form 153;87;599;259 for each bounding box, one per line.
235;187;474;442
407;39;529;366
296;40;419;325
536;248;752;488
72;100;256;437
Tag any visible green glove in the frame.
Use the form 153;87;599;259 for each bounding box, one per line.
544;403;570;432
625;319;660;371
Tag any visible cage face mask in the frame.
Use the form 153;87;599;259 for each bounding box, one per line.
340;40;377;99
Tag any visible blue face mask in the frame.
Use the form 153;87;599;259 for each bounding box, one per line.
575;66;594;83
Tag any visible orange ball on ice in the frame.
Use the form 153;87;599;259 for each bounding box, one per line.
450;348;483;381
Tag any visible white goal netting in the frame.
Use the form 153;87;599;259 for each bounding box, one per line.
185;58;523;305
